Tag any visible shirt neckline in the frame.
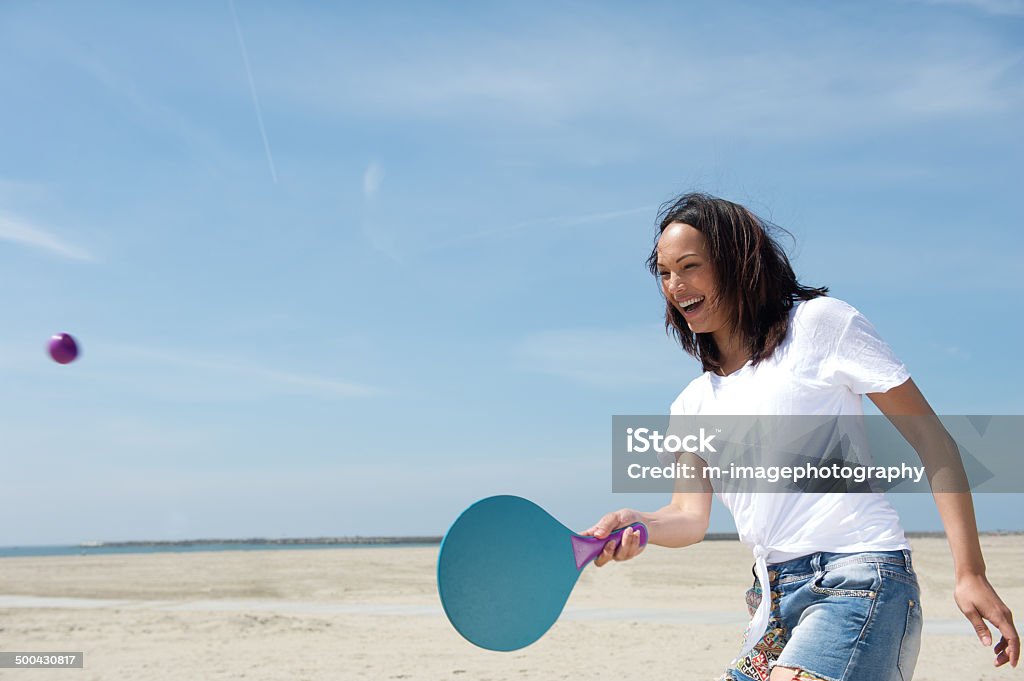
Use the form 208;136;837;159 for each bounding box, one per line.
709;359;754;384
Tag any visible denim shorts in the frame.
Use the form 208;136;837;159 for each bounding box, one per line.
718;550;923;681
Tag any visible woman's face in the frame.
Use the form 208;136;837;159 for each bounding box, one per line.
656;222;732;337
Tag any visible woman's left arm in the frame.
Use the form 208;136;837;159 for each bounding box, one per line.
870;378;1019;669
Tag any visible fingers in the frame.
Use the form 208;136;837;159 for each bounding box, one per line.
994;637;1009;667
989;611;1019;668
594;511;625;539
609;527;645;562
593;537;617;568
965;608;992;647
592;527;646;568
614;526;646;561
584;509;645;570
965;598;1019;668
582;510;626;539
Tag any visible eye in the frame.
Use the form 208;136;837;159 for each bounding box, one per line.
658;270;669;278
684;263;699;270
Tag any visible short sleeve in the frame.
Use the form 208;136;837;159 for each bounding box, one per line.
824;302;910;394
660;399;685;465
660;394;707;464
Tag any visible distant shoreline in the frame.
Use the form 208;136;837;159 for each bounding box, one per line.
72;529;1024;548
78;536;444;548
1;530;1021;553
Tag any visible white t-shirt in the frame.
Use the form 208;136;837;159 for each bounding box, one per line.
668;296;912;655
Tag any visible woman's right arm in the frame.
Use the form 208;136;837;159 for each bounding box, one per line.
582;451;713;567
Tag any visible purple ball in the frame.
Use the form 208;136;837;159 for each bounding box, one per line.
48;333;79;364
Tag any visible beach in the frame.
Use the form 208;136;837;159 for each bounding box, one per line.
1;536;1020;680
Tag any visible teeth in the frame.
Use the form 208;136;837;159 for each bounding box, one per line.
678;296;704;308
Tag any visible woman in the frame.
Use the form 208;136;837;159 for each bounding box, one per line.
583;193;1018;681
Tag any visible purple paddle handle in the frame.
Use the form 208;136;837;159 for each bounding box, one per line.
570;522;649;570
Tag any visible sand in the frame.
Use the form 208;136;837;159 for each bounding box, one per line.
1;536;1021;680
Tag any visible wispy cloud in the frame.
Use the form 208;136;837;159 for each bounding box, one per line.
477;204;655;240
112;345;381;399
363;161;384;199
7;19;231;167
69;50;225;160
907;0;1024;16
805;241;1024;292
431;204;657;250
0;211;93;261
0;178;47;203
253;10;1022;145
929;342;974;360
517;325;696;389
360;160;401;261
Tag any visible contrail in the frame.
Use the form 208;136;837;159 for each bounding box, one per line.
228;0;278;184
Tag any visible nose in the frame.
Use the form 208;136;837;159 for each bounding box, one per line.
665;273;684;295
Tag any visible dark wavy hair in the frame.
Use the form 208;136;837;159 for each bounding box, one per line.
647;192;828;373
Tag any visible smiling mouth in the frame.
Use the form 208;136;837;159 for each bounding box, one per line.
677;295;705;313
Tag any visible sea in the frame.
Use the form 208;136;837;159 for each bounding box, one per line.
0;539;442;558
0;531;982;559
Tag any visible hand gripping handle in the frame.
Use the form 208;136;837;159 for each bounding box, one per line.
569;522;649;570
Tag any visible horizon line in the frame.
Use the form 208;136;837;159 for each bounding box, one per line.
4;529;1024;550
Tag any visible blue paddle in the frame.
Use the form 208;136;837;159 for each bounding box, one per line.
436;495;648;651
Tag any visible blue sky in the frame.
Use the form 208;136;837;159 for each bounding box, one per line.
1;0;1021;545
